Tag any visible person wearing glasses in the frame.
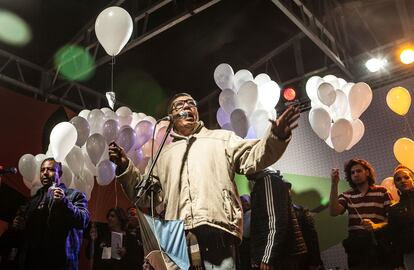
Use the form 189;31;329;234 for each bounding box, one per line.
329;159;395;270
109;92;300;270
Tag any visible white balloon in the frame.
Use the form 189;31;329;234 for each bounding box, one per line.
257;80;281;111
95;7;133;56
331;119;353;152
236;81;258;116
70;116;90;147
230;109;249;138
61;164;74;187
18;154;37;182
216;107;230;127
35;154;46;164
323;75;340;90
348;82;372;119
214;63;234;90
337;78;347;89
82;146;96;176
116;106;133;127
143;116;156;126
346;119;365;150
87;109;105;135
102;119;119;144
317;82;336;106
254;73;271;86
309;107;332;140
50;122;78;162
65;146;84;177
86;133;106;166
130;112;146;128
103;110;118;122
325;134;334;149
219;89;239;115
341;82;355;97
330;90;349;121
306;76;323;100
116;126;136;153
100;107;112;114
96;159;116;186
250;110;271;139
233;69;253;92
78;109;90;119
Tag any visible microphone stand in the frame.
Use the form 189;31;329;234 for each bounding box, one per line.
134;119;174;205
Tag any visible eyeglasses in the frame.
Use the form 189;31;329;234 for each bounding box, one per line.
172;99;197;110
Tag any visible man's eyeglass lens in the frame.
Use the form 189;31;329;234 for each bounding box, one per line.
173;99;197;110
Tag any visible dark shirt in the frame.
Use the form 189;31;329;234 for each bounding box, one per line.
389;190;414;253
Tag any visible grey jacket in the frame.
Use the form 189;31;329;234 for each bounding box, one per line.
117;122;289;239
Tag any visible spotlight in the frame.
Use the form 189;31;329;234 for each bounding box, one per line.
400;49;414;64
365;58;387;72
283;88;296;101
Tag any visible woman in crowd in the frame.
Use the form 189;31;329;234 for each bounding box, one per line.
388;164;414;269
88;207;144;270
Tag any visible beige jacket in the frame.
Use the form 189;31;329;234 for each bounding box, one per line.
117;122;289;239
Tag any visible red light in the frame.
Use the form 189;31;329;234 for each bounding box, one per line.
283;88;296;101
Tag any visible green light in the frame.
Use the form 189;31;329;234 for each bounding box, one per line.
54;45;95;81
320;197;329;206
0;9;31;46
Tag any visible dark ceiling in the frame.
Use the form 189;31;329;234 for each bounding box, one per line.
0;0;413;123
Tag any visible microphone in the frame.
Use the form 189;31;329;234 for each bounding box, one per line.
159;111;189;122
0;167;17;175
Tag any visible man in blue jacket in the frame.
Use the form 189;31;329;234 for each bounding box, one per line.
12;158;89;270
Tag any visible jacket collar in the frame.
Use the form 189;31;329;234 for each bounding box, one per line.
246;168;279;181
171;121;204;140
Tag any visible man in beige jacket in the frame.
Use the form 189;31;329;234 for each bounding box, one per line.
109;93;300;270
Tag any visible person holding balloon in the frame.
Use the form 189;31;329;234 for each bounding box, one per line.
109;92;300;269
329;159;396;270
10;158;89;270
388;165;414;269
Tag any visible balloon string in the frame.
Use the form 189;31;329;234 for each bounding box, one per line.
114;179;118;207
404;116;414;138
111;56;115;93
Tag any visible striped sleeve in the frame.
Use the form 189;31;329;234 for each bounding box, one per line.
338;193;348;209
261;175;289;264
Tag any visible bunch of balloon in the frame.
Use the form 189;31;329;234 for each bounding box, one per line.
388;86;414;171
18;107;165;199
214;63;280;139
306;75;372;152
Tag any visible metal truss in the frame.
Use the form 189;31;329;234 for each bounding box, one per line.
270;0;354;80
47;0;222;96
0;49;114;110
1;0;221;111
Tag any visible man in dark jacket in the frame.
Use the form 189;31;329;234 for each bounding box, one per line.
11;158;89;270
248;169;307;270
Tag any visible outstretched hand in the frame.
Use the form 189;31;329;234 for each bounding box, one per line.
270;106;300;140
109;141;129;174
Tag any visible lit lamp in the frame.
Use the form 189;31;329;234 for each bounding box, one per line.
400;49;414;64
283;88;296;101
